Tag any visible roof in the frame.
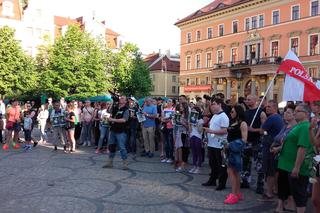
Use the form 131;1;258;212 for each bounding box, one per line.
144;53;180;73
106;28;120;36
54;16;77;26
175;0;250;26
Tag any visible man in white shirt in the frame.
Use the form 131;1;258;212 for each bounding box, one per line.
0;99;5;115
203;98;229;191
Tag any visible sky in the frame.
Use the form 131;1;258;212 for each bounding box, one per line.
50;0;213;55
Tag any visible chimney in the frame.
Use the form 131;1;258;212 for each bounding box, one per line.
165;50;171;57
158;49;161;55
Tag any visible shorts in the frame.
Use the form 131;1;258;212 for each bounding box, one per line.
24;130;32;141
289;175;309;207
262;151;277;176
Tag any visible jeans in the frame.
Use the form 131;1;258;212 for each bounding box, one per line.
129;125;138;153
109;131;127;160
39;120;48;142
190;136;202;167
98;125;109;149
81;121;92;143
164;128;174;159
52;127;66;146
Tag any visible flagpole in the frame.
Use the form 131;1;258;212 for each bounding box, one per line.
250;72;278;127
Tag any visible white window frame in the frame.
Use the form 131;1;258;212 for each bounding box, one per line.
172;75;176;83
186;32;191;43
195;54;201;69
251;16;258;29
272;9;281;25
308;67;319;78
310;0;319;16
218;24;224;37
258;14;265;28
216;50;224;64
289;36;300;56
308;33;320;56
269;40;280;57
291;4;300;21
232;20;239;33
207;27;213;39
230;48;238;63
2;1;14;17
244;17;251;31
186;56;191;70
206;52;213;68
196;30;201;41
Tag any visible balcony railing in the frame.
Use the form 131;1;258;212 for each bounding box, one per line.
212;56;283;70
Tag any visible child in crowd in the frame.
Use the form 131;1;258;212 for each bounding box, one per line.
189;106;204;174
23;111;33;151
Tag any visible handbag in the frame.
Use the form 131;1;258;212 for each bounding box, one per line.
229;139;244;153
6;121;14;129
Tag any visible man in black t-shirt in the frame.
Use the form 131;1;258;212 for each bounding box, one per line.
127;98;139;158
243;95;267;194
102;96;130;170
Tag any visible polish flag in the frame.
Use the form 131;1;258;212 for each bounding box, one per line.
277;50;320;102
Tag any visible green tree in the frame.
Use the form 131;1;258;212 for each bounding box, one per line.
40;25;110;99
0;26;38;99
111;43;151;98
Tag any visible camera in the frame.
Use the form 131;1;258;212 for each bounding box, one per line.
203;94;211;101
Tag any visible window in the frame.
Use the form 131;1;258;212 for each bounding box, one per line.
172;86;176;93
292;5;300;20
195;78;199;85
309;67;319;78
259;15;264;28
245;18;250;31
206;53;212;68
311;1;319;16
206;77;209;85
232;21;238;33
186;33;191;43
2;0;14;17
186;78;190;85
231;48;237;63
271;41;279;57
272;10;280;24
195;54;201;69
207;28;212;39
251;16;257;29
151;85;155;92
172;75;176;82
217;50;223;64
196;30;201;41
186;56;191;70
152;74;156;81
290;37;299;55
309;34;319;56
218;24;224;36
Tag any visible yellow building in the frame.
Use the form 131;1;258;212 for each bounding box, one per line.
145;53;180;99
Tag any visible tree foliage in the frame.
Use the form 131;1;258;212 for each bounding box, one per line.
39;25;110;99
110;43;152;98
0;26;38;98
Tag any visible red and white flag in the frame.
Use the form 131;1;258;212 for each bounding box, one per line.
277;50;320;102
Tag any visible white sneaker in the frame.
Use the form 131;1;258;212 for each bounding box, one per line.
175;167;183;172
193;168;200;174
189;167;196;173
161;158;167;163
166;159;173;163
82;142;87;147
87;141;91;147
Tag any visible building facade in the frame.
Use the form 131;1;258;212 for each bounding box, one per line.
175;0;320;102
145;53;180;99
0;0;55;57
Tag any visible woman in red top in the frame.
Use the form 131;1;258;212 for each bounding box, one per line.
3;99;21;150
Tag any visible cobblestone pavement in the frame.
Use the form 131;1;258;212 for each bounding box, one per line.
0;130;279;213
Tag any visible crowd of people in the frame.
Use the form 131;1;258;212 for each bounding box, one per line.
0;93;319;212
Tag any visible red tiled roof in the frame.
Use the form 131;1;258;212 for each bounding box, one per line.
144;54;180;72
106;28;120;36
54;16;77;26
175;0;250;25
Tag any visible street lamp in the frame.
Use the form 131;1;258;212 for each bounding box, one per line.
161;58;167;97
236;71;243;100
